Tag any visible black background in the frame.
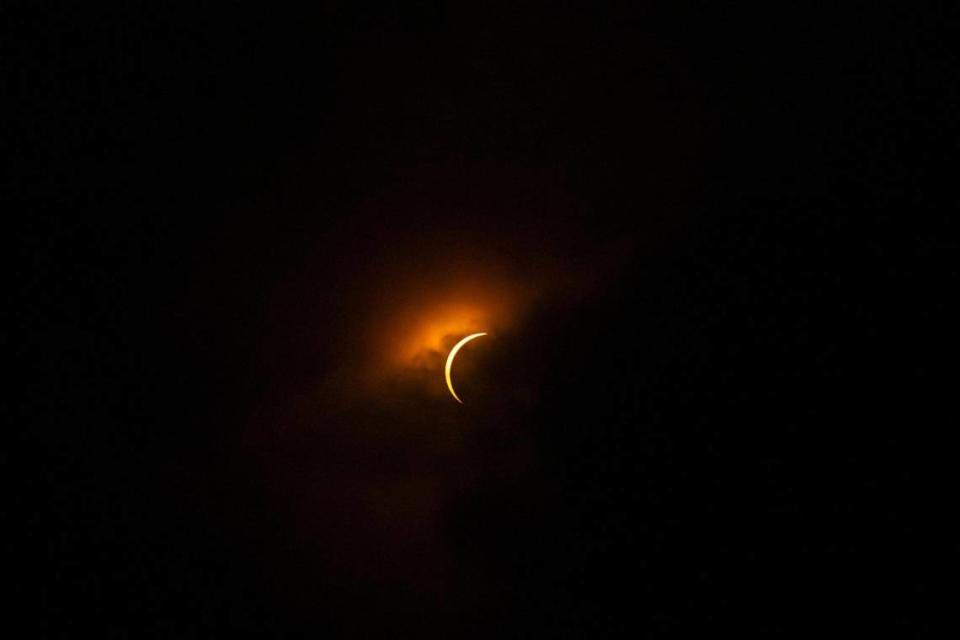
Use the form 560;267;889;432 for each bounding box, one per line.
9;2;956;636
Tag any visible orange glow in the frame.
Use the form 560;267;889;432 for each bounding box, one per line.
369;273;525;376
395;301;496;366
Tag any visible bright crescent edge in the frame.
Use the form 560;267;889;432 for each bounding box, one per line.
445;332;488;404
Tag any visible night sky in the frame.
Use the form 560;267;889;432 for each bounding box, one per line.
11;3;956;636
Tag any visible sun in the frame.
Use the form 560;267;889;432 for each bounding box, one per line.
444;333;487;403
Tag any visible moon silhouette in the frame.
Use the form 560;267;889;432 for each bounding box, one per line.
445;332;487;403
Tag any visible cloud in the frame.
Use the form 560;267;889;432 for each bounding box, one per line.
243;161;631;601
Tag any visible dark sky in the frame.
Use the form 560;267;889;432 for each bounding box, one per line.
10;3;956;636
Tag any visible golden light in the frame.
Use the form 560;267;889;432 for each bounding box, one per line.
444;332;488;403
